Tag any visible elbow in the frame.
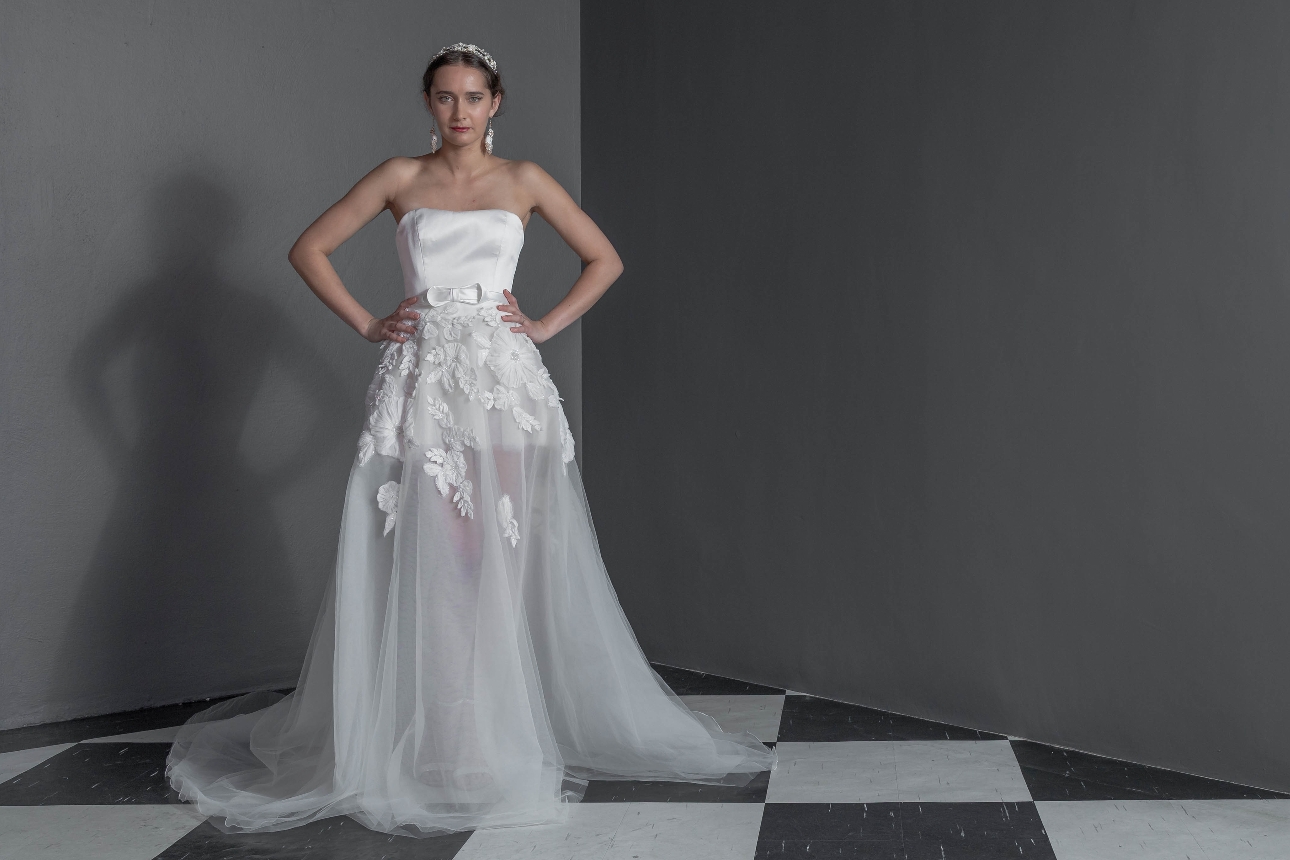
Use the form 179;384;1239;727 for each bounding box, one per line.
604;252;624;281
287;239;312;273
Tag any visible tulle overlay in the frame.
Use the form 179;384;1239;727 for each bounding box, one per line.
165;230;776;837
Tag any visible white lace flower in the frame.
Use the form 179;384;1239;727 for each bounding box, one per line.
547;394;561;408
376;481;400;536
477;305;504;327
453;479;475;518
479;390;495;409
497;494;520;547
512;406;541;433
376;340;400;375
367;377;407;459
356;431;375;466
491;385;517;411
427;397;454;428
398;338;418;376
486;328;544;389
443;423;480;451
422;447;465;497
472;332;492;348
557;406;575;470
424;342;474;392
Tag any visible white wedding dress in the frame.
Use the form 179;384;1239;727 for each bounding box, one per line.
165;207;776;838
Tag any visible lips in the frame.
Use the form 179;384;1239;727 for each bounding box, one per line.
450;126;470;132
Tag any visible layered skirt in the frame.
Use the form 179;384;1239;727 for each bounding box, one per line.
165;287;776;838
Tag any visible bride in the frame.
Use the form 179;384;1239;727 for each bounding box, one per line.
165;42;776;839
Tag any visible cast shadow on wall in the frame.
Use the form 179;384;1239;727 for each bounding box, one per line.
50;172;348;717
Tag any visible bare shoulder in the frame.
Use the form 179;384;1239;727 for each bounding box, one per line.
505;159;576;215
374;155;426;187
508;159;562;194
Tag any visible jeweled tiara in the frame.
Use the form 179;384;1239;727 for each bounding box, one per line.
430;42;498;73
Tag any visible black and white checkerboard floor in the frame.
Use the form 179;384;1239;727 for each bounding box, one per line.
2;664;1287;859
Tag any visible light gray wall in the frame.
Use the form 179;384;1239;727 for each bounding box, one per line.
0;0;581;728
583;1;1290;792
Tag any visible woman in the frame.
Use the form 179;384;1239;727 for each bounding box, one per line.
165;42;775;839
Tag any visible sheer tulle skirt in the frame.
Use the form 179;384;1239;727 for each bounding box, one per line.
165;292;776;838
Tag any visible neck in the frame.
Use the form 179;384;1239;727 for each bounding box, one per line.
435;142;489;177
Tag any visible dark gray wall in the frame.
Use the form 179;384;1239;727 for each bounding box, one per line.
0;1;581;729
583;1;1290;792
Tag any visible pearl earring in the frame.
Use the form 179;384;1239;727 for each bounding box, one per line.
484;117;494;155
430;120;440;153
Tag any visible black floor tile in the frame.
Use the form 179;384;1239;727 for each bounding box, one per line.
776;695;1006;743
755;802;1056;860
155;814;473;859
1011;739;1290;801
581;769;769;803
0;701;205;755
0;688;295;754
651;663;786;696
0;742;181;805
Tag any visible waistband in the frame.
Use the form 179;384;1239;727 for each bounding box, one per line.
417;282;506;307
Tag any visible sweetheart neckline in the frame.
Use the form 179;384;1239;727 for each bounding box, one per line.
396;207;525;233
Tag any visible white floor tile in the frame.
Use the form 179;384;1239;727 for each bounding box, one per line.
767;740;1030;803
0;744;75;784
766;741;897;803
893;739;1032;802
82;726;181;744
1039;799;1290;860
680;695;783;742
0;804;207;860
454;802;763;860
1187;800;1290;859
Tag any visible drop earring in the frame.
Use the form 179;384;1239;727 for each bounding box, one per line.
430;119;440;153
484;117;494;155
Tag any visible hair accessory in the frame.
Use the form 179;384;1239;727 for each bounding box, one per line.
430;42;498;73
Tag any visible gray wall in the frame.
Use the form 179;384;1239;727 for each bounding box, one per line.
0;0;581;728
583;1;1290;792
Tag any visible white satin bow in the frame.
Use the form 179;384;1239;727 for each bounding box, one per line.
426;282;493;306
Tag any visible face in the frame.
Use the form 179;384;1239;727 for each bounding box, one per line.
424;63;501;152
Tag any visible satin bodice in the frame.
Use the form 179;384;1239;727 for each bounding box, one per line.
395;208;525;299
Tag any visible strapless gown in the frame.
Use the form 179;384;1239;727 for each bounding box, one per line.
164;207;776;838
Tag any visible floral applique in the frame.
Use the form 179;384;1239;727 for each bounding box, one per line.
422;397;479;518
497;494;520;547
366;375;409;460
477;305;505;327
419;304;467;341
557;406;575;472
398;338;418;376
486;328;545;390
490;385;518;411
451;480;475;518
356;431;375;466
376;481;400;536
423;342;475;393
424;446;467;496
512;406;541;433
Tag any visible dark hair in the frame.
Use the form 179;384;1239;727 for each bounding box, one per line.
421;49;506;116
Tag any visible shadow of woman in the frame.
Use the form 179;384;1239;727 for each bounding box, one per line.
49;172;350;717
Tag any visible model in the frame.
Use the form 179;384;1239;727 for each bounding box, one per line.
165;42;775;839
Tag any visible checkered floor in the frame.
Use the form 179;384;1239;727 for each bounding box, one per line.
1;665;1287;859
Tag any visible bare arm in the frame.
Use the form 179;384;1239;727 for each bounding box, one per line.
501;162;624;344
287;158;420;343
